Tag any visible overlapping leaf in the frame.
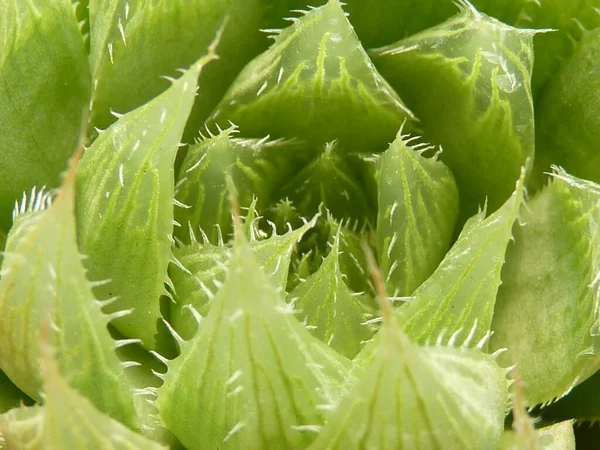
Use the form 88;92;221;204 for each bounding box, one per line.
0;0;90;230
0;343;164;449
490;170;600;405
288;223;375;359
377;130;459;298
209;0;413;154
75;52;215;349
372;1;535;218
157;224;351;450
88;0;264;137
309;304;508;449
276;141;374;223
175;127;311;245
170;216;316;340
0;159;136;429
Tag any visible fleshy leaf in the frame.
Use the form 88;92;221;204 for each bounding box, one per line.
541;369;600;424
377;129;459;298
309;301;508;449
276;141;375;223
157;221;351;450
209;0;413;154
490;170;600;406
170;217;316;340
0;0;90;230
0;158;137;428
175;126;311;245
534;27;600;186
0;343;165;449
371;2;535;218
76;51;215;349
288;224;375;359
394;173;524;347
88;0;264;137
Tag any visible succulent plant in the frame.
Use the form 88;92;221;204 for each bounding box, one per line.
2;0;600;448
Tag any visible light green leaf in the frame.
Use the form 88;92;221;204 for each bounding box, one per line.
76;52;215;349
0;0;90;230
534;27;600;186
308;311;508;449
175;126;311;245
377;129;459;298
209;0;413;154
372;2;535;219
395;173;524;347
490;170;600;406
170;217;317;340
0;159;137;429
499;421;575;450
0;344;165;450
288;224;375;359
88;0;264;137
541;369;600;424
157;224;351;450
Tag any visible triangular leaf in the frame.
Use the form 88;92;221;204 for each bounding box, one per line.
0;157;137;429
289;223;375;359
209;0;413;153
75;51;215;349
157;224;351;449
377;129;459;297
309;305;508;449
395;173;524;347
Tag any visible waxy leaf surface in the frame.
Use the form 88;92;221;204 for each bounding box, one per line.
372;3;535;218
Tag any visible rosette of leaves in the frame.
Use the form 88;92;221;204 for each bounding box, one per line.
3;0;600;447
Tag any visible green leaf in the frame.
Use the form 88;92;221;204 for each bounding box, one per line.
75;51;215;349
288;224;375;359
88;0;265;138
209;0;413;154
0;369;29;414
0;159;137;429
0;0;90;230
534;27;600;186
499;421;575;450
371;2;536;219
541;369;600;424
308;311;508;449
490;170;600;406
0;344;165;449
175;126;311;245
157;224;351;450
170;217;316;340
276;141;375;223
377;129;459;298
393;173;524;347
